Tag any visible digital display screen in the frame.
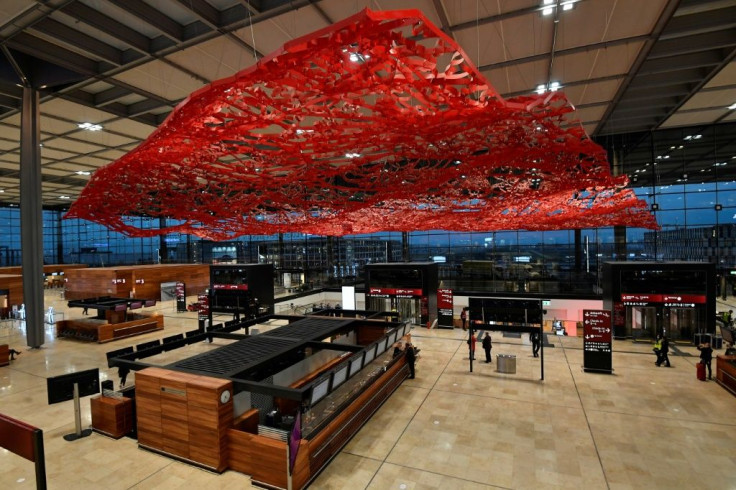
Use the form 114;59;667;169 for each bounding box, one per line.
311;377;330;405
332;365;348;388
349;353;363;378
377;339;386;356
364;344;376;364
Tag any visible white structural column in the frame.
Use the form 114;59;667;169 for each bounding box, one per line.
20;86;45;348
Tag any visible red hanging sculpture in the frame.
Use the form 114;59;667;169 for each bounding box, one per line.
66;8;658;239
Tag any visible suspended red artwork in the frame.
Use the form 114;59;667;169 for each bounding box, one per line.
66;8;658;239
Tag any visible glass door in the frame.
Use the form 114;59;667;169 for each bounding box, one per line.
665;308;697;341
396;298;420;325
627;306;657;339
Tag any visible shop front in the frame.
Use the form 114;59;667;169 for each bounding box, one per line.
603;262;716;341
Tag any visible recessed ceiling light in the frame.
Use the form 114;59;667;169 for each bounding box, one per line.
542;7;553;15
75;170;91;176
59;195;70;200
562;3;574;10
693;134;702;139
78;122;103;131
728;102;736;110
0;189;4;193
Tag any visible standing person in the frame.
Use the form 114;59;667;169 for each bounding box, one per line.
698;341;713;380
482;332;492;363
405;341;416;379
460;308;467;331
468;332;477;360
659;334;671;367
653;335;663;366
530;331;541;358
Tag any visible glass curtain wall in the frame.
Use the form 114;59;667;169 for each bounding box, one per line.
2;121;734;297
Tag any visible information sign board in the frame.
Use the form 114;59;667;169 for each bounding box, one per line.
583;309;613;373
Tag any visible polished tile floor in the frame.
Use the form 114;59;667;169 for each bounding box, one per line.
2;290;736;489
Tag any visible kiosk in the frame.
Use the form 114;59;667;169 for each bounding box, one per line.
602;262;716;341
364;262;438;326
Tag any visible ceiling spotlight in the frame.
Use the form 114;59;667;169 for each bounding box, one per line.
728;102;736;110
562;2;574;10
693;134;702;139
549;81;560;91
0;189;4;193
536;84;546;94
59;195;70;200
542;7;553;15
345;152;361;159
78;122;103;131
75;170;91;176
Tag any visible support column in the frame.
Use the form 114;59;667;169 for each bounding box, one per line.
158;218;168;263
402;232;409;262
574;229;582;272
20;87;44;348
611;148;627;259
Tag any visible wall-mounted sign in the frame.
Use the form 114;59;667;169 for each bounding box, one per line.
213;284;249;290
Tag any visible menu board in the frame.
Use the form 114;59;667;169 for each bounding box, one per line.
583;309;612;373
197;293;210;321
175;282;187;312
437;289;454;328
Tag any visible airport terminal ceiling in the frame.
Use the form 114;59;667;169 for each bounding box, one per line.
0;0;734;233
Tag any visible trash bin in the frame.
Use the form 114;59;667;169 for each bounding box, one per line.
496;354;516;374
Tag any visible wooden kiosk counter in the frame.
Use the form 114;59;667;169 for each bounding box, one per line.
104;312;408;489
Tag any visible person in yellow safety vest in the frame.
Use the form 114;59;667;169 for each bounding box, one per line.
653;336;663;366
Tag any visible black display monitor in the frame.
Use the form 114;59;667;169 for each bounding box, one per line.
47;368;100;405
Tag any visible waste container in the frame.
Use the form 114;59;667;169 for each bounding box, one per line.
496;354;516;374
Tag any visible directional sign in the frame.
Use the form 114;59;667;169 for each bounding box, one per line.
583;309;613;373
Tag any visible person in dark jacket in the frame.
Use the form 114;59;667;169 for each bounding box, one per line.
530;331;541;358
698;341;713;380
482;332;492;363
405;342;416;379
656;335;671;367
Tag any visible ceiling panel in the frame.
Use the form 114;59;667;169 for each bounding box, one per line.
570;105;607;124
41;137;106;155
166;35;256;82
677;88;736;111
552;42;645;84
558;0;667;49
443;0;537;25
660;108;729;128
484;59;548;95
41;99;117;124
101;119;156;140
112;59;205;101
703;61;736;89
563;78;622;106
455;14;552;67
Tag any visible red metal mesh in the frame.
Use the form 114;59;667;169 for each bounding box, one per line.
66;8;658;239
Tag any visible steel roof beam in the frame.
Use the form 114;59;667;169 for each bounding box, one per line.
593;0;682;137
638;49;725;75
94;86;130;107
32;17;126;66
62;2;151;53
660;6;736;40
108;0;185;43
648;28;736;59
479;34;650;71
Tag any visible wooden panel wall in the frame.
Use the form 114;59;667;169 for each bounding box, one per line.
356;325;388;345
227;430;310;489
0;264;88;275
65;264;209;300
0;274;24;307
135;368;233;472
